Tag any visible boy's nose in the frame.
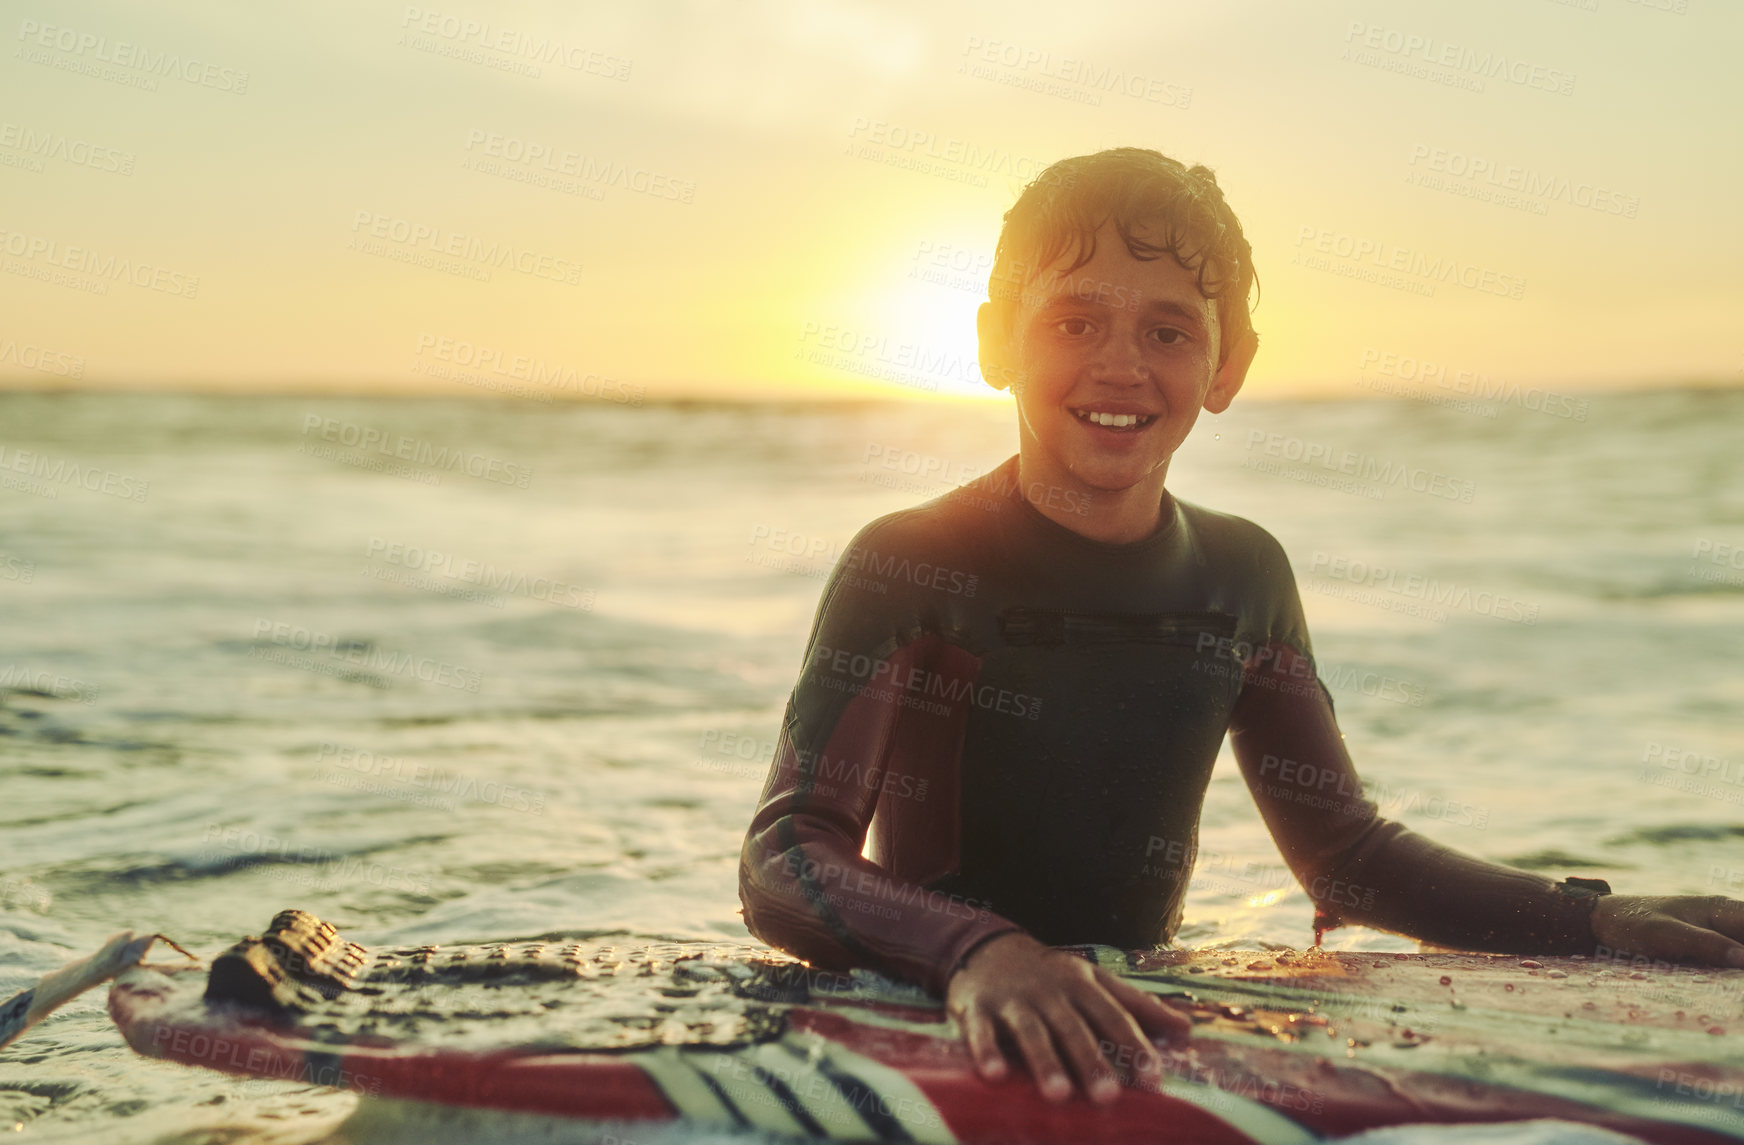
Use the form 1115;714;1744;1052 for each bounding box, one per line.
1088;333;1153;384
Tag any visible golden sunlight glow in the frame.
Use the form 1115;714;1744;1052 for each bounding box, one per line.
2;2;1737;400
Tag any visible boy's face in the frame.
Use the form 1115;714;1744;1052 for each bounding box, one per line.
978;220;1255;497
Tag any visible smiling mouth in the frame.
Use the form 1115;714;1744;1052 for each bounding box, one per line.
1071;408;1157;431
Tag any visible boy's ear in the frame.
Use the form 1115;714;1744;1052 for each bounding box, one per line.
976;302;1019;392
1203;330;1258;415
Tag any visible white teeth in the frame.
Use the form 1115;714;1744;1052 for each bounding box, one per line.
1076;410;1149;428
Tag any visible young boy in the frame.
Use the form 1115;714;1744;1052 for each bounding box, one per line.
738;147;1744;1106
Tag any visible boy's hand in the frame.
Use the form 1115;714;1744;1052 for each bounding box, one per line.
945;931;1192;1105
1591;894;1744;967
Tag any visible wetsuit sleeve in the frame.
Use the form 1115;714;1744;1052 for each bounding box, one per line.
738;519;1024;995
1227;540;1604;953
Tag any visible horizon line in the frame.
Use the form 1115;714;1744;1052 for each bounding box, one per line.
1;375;1740;407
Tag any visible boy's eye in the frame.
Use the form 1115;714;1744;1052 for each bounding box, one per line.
1151;327;1188;345
1054;317;1094;336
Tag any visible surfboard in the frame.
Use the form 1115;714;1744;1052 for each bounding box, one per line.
108;910;1744;1143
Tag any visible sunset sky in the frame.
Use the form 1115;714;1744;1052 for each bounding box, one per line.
3;0;1739;401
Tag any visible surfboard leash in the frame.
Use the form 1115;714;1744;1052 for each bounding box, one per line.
0;930;199;1052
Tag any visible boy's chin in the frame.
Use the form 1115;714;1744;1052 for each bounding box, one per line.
1061;453;1169;493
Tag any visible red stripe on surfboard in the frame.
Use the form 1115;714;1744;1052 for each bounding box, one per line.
354;1052;675;1120
1173;1039;1740;1145
111;975;675;1120
794;1007;1744;1145
790;1008;1263;1145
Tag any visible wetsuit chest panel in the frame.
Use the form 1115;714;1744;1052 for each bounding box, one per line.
951;611;1245;947
997;606;1237;648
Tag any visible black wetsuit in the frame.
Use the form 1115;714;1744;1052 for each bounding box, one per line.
739;457;1606;994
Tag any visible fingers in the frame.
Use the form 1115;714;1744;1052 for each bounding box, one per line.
1104;975;1194;1044
959;1005;1009;1082
951;948;1189;1105
1689;896;1744;958
1076;981;1168;1092
1003;1006;1073;1103
1645;916;1744;970
1037;997;1124;1105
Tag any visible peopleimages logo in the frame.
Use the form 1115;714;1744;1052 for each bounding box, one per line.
398;8;632;80
0;443;149;501
1243;430;1476;503
0;665;98;703
298;415;533;488
0;121;135;175
349;210;581;286
317;742;546;815
1341;21;1575;96
1357;349;1588;421
811;643;1042;721
1406;145;1638;218
0;551;35;583
1294;225;1524;300
845;118;1054;184
15;19;251;93
0;333;84;378
250;618;483;693
413;334;643;405
1307;552;1539;625
462;130;693;202
0;227;200;298
843;548;978;598
959;35;1192;109
364;537;593;609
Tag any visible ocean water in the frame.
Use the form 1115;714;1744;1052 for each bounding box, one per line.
1;389;1741;1143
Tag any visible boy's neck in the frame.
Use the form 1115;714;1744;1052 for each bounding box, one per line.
1014;451;1170;544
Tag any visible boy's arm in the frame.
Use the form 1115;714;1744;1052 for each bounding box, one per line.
1231;642;1613;953
737;518;1022;995
738;634;1023;995
1231;644;1744;965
